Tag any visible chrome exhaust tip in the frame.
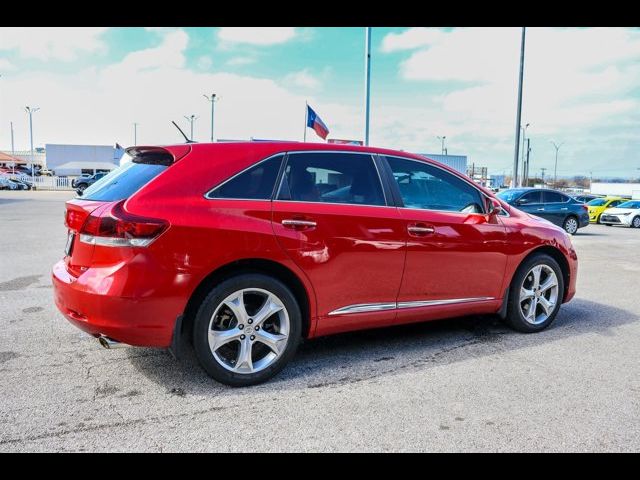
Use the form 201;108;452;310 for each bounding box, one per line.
98;335;126;349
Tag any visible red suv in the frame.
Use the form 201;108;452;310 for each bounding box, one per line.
53;142;578;386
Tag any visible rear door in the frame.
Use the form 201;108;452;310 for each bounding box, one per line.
271;151;406;335
516;190;544;217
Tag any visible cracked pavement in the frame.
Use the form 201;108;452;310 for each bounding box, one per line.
1;190;639;452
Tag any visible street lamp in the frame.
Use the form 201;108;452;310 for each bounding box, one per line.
437;136;446;155
25;106;40;185
133;122;139;146
183;115;198;142
203;94;220;142
550;141;564;188
520;123;530;186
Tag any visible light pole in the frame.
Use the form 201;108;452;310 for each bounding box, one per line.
364;27;372;146
437;136;447;155
512;27;526;188
203;93;220;142
133;122;139;146
184;115;198;141
551;141;564;188
520;123;529;186
25;106;40;184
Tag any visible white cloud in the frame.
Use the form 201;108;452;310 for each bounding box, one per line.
197;56;213;70
218;27;297;46
284;69;322;90
0;27;109;61
381;27;446;52
0;59;16;71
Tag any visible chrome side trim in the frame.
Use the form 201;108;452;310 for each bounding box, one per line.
397;297;495;309
327;297;496;316
328;303;397;316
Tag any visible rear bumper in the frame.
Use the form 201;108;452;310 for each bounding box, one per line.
52;259;184;347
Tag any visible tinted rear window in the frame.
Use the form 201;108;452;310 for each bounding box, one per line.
81;160;167;201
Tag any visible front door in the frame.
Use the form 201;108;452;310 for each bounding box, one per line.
271;151;406;336
381;155;508;321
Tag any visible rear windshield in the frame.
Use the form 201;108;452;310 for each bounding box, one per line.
81;159;167;201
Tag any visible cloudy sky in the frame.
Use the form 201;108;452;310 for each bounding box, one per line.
1;27;639;177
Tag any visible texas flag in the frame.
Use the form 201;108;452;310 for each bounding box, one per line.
306;105;330;140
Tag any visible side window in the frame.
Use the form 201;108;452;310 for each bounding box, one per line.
277;152;385;206
384;156;485;213
609;200;622;207
544;191;567;203
208;155;283;200
519;191;542;204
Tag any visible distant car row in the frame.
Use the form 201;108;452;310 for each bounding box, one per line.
0;175;34;190
497;188;640;233
0;165;53;176
72;172;108;194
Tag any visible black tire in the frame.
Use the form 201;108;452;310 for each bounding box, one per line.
605;223;612;226
562;215;579;235
505;253;565;333
632;216;640;229
76;183;87;193
193;273;302;387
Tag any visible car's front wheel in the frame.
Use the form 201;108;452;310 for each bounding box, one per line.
505;254;564;333
562;216;579;235
193;273;302;387
76;183;87;193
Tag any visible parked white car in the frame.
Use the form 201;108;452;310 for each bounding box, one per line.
600;200;640;228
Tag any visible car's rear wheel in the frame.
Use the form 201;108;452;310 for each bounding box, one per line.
76;183;87;193
632;216;640;229
193;273;301;387
562;216;579;235
505;254;564;333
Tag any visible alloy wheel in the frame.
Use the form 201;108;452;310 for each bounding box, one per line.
564;217;578;234
519;264;559;325
207;288;290;374
633;217;640;228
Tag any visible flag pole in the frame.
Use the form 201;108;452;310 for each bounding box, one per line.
304;101;308;142
364;27;372;146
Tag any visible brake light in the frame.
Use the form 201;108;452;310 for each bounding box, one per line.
78;200;168;247
582;204;588;211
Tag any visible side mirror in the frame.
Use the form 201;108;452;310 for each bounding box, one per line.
488;198;502;216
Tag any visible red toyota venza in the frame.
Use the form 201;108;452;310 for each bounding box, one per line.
53;142;578;386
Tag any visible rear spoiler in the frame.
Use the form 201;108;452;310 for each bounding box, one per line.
125;145;191;166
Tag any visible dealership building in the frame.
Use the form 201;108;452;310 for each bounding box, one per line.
46;144;125;176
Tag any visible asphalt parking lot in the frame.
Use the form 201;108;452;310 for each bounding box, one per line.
1;190;639;452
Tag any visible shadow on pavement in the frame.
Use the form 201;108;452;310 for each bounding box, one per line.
127;298;636;395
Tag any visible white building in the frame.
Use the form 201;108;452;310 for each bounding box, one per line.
46;144;125;176
591;182;640;199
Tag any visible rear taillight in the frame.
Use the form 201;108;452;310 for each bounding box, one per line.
582;205;588;211
78;200;168;247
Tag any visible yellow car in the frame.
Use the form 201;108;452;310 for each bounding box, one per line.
586;196;628;223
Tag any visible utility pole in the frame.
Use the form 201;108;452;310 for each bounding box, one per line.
184;115;198;141
364;27;372;146
437;136;446;155
203;93;219;142
133;122;139;146
512;27;526;188
551;141;564;188
540;167;547;185
10;121;15;154
25;106;40;185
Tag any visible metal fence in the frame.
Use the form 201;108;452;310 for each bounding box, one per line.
8;174;74;191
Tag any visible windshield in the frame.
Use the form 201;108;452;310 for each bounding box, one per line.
617;201;640;209
496;190;523;202
587;198;607;206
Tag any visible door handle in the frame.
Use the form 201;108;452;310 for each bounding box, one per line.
536;208;545;211
408;224;435;235
561;207;568;211
281;219;317;229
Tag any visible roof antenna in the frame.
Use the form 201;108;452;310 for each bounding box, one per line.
172;120;196;143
